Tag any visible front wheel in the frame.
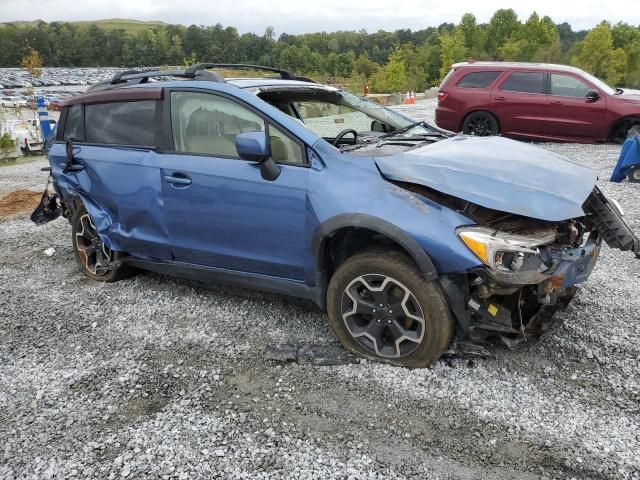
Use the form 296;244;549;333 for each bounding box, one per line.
326;250;453;368
628;165;640;183
462;111;499;136
71;204;132;282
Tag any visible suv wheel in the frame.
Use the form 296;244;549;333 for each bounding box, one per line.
71;204;131;282
327;250;453;367
462;111;499;136
629;165;640;183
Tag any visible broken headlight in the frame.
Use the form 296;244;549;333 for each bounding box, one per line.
456;226;553;274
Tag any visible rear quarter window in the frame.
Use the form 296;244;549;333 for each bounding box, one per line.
456;71;502;89
62;104;85;142
439;68;456;88
85;100;157;146
500;72;546;94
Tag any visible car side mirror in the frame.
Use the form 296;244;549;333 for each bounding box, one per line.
371;120;390;133
235;131;281;181
586;90;600;101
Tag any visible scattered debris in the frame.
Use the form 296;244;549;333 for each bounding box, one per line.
43;247;55;257
265;343;358;366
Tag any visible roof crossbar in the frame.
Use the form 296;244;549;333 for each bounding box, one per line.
185;63;296;80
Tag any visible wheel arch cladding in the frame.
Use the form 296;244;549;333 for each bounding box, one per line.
312;213;439;283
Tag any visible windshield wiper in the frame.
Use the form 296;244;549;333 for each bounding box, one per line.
378;121;429;139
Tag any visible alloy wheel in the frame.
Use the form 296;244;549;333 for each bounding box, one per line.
341;274;425;358
75;214;113;275
467;116;493;136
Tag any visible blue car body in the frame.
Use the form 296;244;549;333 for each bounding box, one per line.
35;69;639;356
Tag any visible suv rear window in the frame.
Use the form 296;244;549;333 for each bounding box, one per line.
456;71;501;88
85;100;156;146
500;72;545;94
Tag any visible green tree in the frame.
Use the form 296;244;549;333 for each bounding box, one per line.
486;9;520;58
353;54;379;78
439;28;468;81
572;22;628;86
370;48;408;92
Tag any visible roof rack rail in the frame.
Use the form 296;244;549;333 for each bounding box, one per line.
185;63;296;80
86;63;315;92
87;68;225;92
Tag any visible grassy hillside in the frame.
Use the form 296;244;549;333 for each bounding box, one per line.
70;19;168;33
1;18;168;33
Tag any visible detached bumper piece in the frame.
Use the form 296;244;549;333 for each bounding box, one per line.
583;186;640;257
30;175;62;225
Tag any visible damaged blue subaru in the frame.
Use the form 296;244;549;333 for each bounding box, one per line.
33;64;640;367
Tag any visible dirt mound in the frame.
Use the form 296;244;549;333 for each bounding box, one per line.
0;189;41;218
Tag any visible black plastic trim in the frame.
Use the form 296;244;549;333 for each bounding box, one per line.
124;258;325;307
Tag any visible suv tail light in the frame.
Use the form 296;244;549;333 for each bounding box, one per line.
438;91;449;103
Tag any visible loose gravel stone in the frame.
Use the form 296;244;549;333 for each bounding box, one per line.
1;100;639;479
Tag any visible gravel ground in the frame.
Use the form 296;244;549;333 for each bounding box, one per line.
1;100;639;479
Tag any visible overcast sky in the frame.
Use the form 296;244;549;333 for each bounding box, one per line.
1;0;637;35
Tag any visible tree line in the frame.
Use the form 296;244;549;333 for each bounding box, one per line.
1;9;639;92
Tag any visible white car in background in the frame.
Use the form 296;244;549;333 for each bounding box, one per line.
1;96;27;108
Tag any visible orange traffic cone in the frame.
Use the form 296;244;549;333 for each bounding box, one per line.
410;91;416;104
404;91;411;104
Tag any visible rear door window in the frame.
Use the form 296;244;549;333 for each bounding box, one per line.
85;100;156;146
456;71;501;88
500;72;546;94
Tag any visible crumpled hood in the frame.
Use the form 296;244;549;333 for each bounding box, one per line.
375;135;597;221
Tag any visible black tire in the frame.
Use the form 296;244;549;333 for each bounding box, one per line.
629;165;640;183
71;204;132;282
326;249;453;368
462;111;499;136
611;123;640;144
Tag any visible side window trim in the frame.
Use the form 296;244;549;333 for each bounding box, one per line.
499;71;548;95
166;87;309;167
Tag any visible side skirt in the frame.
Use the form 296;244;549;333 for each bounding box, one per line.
123;258;326;309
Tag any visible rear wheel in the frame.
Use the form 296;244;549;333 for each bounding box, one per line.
326;250;453;368
628;165;640;183
71;204;131;282
462;111;499;136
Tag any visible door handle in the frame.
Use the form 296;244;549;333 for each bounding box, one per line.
164;174;192;186
550;100;563;105
494;96;506;101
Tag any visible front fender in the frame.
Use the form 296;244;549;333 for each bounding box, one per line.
311;213;439;281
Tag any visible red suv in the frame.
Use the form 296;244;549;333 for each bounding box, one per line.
435;61;640;143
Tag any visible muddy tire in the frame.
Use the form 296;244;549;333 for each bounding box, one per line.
462;111;499;136
71;204;132;282
326;249;453;368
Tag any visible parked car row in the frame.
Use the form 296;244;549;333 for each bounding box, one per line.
436;61;640;144
0;67;122;89
0;90;81;110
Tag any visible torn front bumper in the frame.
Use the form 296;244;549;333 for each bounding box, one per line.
441;235;601;345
